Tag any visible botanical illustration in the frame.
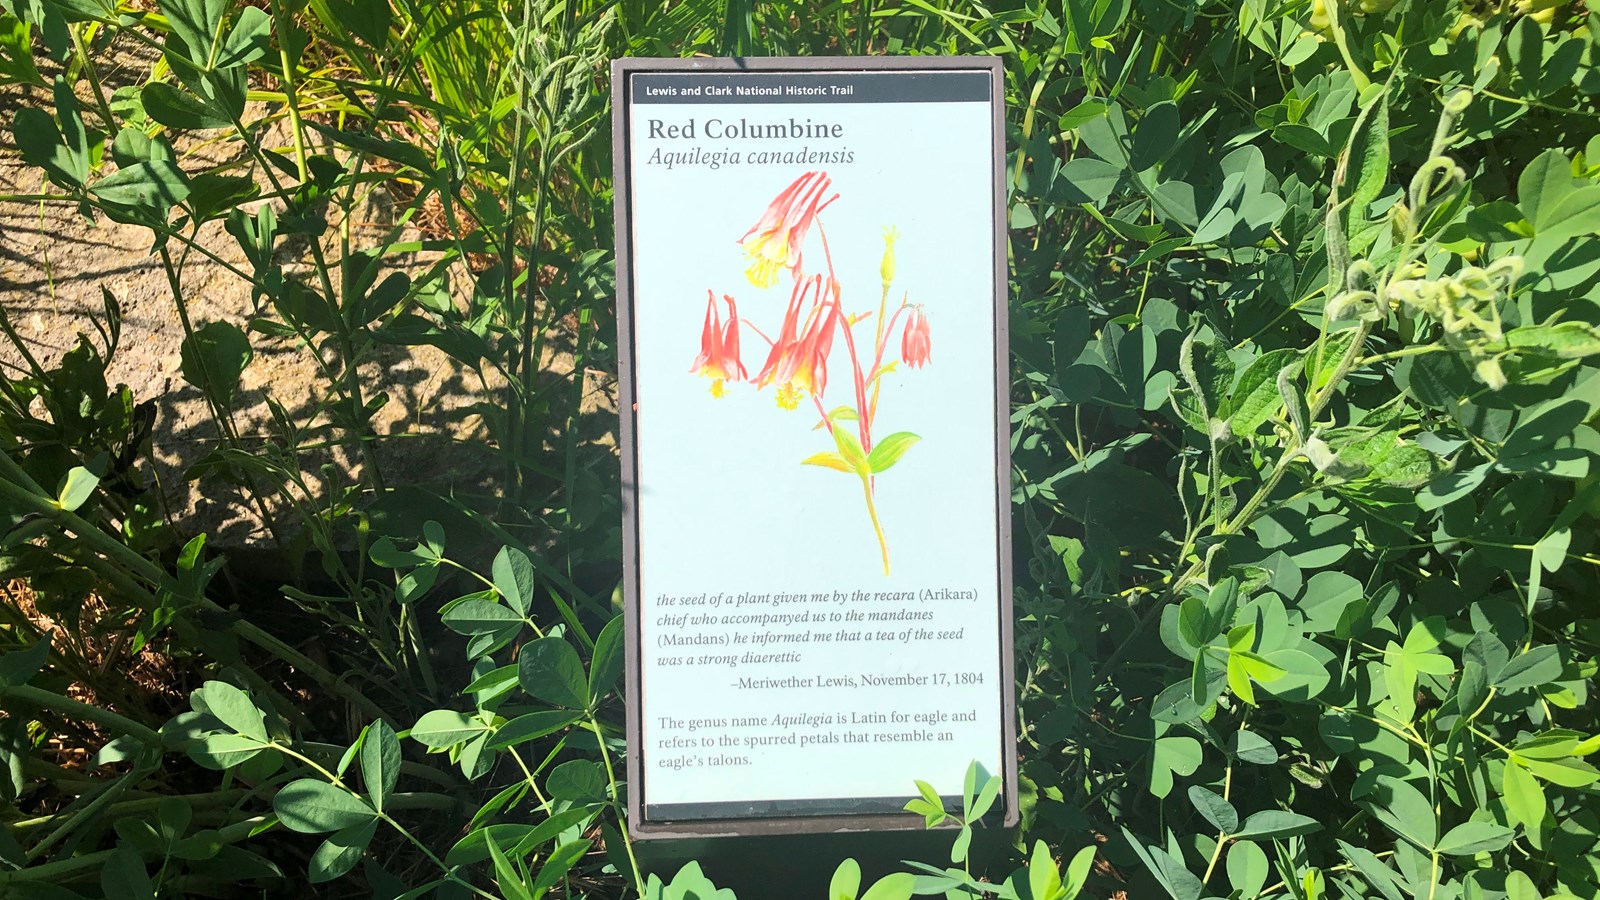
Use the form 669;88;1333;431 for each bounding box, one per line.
691;171;933;575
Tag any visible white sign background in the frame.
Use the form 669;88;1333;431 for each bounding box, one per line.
626;72;1003;815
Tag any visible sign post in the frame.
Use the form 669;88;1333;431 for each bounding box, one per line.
613;57;1015;838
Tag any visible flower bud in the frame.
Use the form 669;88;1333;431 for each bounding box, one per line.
880;226;898;287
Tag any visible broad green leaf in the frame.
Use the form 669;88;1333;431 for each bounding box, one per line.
866;432;920;473
1028;839;1061;900
1188;785;1238;833
441;599;522;635
101;848;154;900
273;779;376;834
195;681;266;741
547;758;605;802
91;160;191;212
179;321;252;406
486;710;582;750
55;465;100;512
530;839;591;895
1533;185;1600;242
1298;571;1363;633
216;6;270;67
444;807;596;866
492;546;537;616
188;732;266;770
1151;735;1202;798
308;820;375;884
14;105;85;189
1337;840;1406;900
1435;822;1513;856
1059;100;1109;131
1521;756;1600;787
1052;157;1123;205
1517;149;1577;231
1505;322;1600;360
517;637;588;709
1063;845;1096;897
860;873;916;900
1369;777;1436;850
830;858;862;900
1227;840;1268;899
486;832;533;900
1228;351;1298;435
359;721;400;813
409;709;489;749
159;0;228;62
1230;729;1278;765
1496;646;1563;691
588;614;625;704
1502;759;1546;830
141;81;231;130
1234;810;1319;839
0;639;51;687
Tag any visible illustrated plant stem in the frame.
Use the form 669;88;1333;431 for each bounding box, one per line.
859;472;890;576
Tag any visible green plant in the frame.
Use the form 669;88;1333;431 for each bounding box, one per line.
3;0;1600;897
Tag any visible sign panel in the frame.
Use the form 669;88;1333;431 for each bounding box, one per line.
613;57;1014;837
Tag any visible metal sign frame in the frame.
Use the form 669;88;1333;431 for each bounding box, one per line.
612;55;1015;839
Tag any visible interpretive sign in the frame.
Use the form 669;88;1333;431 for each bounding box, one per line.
612;57;1014;837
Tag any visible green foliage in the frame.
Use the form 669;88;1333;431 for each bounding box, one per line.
1;0;1599;898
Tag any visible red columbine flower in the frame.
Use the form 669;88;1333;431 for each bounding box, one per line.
739;171;837;289
690;291;746;397
756;276;838;409
901;306;931;369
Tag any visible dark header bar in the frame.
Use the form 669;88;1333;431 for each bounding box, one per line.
630;70;991;105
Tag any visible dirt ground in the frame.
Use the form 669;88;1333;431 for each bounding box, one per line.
0;43;615;549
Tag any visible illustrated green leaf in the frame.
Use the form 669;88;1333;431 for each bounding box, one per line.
832;425;870;474
866;432;920;474
517;637;588;709
273;779;376;834
802;451;855;473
